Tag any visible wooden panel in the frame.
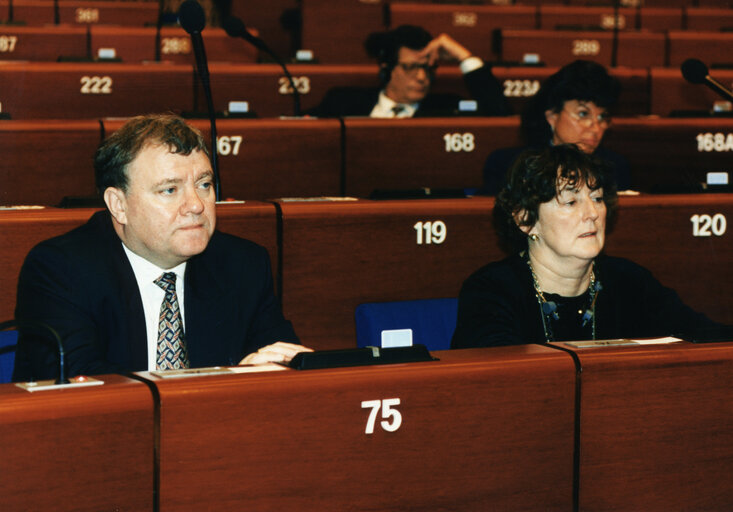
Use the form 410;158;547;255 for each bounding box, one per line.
685;7;733;30
0;25;87;61
279;197;502;350
90;26;257;64
605;194;733;326
499;29;665;68
342;117;522;197
207;63;380;118
668;30;733;67
539;6;641;30
650;67;733;116
602;117;733;193
103;117;342;200
140;345;576;511
0;202;278;323
301;0;386;64
229;0;299;60
0;61;193;118
0;119;101;206
58;0;159;26
0;0;55;25
563;342;733;511
389;3;538;61
0;374;154;511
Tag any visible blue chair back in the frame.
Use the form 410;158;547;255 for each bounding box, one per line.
355;298;458;351
0;329;17;383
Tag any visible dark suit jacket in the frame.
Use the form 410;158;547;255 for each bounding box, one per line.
12;211;298;381
308;65;512;118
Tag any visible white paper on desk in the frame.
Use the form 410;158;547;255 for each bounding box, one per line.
629;336;684;345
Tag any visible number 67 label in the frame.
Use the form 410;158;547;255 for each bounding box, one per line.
361;398;402;434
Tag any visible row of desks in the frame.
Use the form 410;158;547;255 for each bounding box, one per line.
2;340;733;510
1;195;731;351
0;116;731;206
0;61;728;119
302;0;733;64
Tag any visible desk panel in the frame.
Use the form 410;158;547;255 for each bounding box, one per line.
0;0;55;25
279;198;501;350
389;3;538;61
685;7;733;30
605;194;733;326
561;341;733;511
140;346;576;511
59;0;158;26
90;26;257;64
650;67;733;116
668;30;733;67
342;117;522;197
103;117;343;200
0;61;192;119
0;119;101;206
602;117;733;192
0;25;87;60
0;374;154;511
301;0;385;64
499;29;665;68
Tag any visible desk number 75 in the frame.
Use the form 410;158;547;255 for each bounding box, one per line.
361;398;402;434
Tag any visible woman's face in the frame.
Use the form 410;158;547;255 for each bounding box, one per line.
526;179;607;265
545;100;610;153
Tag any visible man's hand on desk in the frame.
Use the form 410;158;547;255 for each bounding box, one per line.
239;342;313;365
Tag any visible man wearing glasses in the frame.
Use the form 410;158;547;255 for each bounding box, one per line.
308;25;511;118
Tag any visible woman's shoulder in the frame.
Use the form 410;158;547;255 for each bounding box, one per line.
462;254;527;291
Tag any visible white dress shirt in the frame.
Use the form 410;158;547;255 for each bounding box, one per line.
122;244;187;371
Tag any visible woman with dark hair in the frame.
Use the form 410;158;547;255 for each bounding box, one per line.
481;60;631;194
452;144;730;348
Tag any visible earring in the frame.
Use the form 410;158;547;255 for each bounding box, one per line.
529;234;539;242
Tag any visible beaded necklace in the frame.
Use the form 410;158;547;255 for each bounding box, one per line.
526;258;601;343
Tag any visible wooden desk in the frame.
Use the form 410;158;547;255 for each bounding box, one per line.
278;197;502;350
685;7;733;30
650;67;733;116
0;25;87;61
559;341;733;511
103;117;343;200
90;26;258;64
668;30;733;67
605;194;733;326
58;0;158;26
342;117;522;197
389;3;538;61
301;0;385;64
138;345;576;511
603;117;733;192
0;61;193;119
0;374;154;511
0;0;55;25
0;202;279;321
499;29;666;68
0;119;101;206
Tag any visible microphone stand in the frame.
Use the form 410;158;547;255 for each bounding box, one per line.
611;0;620;68
2;319;69;384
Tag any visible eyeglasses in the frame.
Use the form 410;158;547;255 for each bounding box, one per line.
396;62;438;76
563;106;611;128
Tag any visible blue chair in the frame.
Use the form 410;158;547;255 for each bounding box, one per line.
355;298;458;351
0;327;18;384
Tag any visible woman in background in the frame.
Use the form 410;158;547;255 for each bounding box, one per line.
481;60;631;195
453;144;730;348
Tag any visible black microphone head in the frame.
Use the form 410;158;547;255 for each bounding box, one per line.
681;58;708;84
178;0;205;34
222;15;247;38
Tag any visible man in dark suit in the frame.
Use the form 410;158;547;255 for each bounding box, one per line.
13;114;309;382
308;25;512;118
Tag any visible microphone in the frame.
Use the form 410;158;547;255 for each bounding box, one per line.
681;58;733;103
2;318;69;384
223;15;301;117
178;0;221;200
53;0;59;25
154;0;165;62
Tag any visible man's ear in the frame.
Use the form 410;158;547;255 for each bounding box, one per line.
513;209;533;235
104;187;128;226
